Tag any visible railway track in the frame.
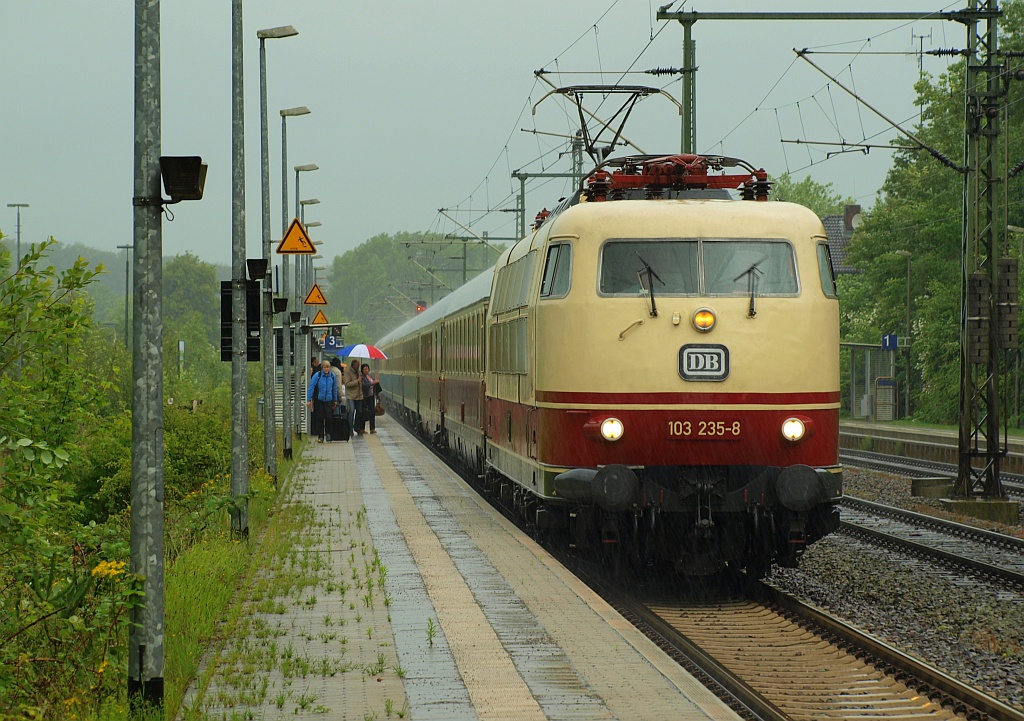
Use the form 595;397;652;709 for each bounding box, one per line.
614;581;1024;721
839;497;1024;589
438;425;1024;718
839;449;1024;500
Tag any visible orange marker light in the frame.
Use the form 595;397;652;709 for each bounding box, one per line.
692;308;716;332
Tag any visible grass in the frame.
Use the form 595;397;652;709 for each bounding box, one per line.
165;438;306;717
173;435;409;719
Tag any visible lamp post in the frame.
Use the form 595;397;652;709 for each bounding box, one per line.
117;244;133;348
278;106;310;458
229;0;252;539
130;0;163;703
299;199;320;322
896;250;912;418
292;171;318;437
257;24;297;482
306;221;322;313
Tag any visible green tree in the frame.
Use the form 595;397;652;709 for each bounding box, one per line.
771;173;855;217
0;240;139;717
326;231;503;342
164;251;220;345
838;1;1024;422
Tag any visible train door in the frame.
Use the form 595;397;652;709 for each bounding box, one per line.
416;331;425;428
526;407;538;460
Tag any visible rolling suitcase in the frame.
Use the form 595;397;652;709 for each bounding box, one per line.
329;408;351;442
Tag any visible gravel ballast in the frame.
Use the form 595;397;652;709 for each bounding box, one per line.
769;469;1024;710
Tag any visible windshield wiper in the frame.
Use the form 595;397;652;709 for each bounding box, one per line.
732;256;767;318
635;253;665;317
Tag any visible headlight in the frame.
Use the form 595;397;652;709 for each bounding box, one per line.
781;417;806;442
600;417;624;442
692;308;716;332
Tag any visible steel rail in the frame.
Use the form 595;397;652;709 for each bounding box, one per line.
844;495;1024;552
753;581;1024;721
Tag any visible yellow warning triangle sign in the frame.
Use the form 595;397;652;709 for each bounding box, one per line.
311;309;329;324
275;218;316;254
304;283;328;305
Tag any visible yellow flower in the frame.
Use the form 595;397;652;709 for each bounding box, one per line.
91;560;127;579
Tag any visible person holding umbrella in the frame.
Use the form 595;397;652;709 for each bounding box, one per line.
337;344;388;436
343;360;363;436
359;363;378;434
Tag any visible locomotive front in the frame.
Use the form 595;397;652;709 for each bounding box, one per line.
531;158;842;576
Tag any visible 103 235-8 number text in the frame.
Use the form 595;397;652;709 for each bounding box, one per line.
668;419;741;439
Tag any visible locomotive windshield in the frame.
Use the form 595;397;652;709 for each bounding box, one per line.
599;239;797;296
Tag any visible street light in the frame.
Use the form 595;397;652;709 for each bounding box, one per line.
278;106;310;458
258;24;298;482
299;209;321;315
896;250;912;418
291;178;318;438
257;24;297;40
299;197;320;223
305;222;322;309
294;165;318;221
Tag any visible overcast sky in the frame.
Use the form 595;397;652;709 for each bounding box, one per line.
1;1;962;271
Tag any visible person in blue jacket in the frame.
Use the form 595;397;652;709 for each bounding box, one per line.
306;360;338;442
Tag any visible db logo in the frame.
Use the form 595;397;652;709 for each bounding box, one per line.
679;344;729;382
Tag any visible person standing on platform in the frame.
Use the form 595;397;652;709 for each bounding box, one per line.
329;357;346;407
329;357;347;440
344;359;363;436
359;363;377;435
306;360;337;442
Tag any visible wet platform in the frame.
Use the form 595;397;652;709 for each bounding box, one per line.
181;422;741;721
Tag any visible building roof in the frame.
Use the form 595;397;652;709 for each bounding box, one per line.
822;205;860;275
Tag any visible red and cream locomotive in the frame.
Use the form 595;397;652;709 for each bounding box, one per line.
377;152;842;577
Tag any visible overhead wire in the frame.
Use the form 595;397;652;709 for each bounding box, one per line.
707;2;962;179
440;0;963;247
438;0;630;241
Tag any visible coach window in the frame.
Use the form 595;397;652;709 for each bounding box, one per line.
816;242;838;298
540;243;572;298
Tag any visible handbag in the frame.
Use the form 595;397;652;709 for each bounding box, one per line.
375;400;385;416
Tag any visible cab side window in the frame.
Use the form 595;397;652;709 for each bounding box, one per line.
816;243;838;298
540;243;571;298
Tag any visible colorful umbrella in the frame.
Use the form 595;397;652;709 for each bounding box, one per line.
338;343;389;360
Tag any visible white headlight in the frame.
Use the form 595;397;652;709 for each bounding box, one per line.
781;417;806;442
600;417;624;441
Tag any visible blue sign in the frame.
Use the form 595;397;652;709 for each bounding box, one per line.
324;335;341;351
881;333;898;351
